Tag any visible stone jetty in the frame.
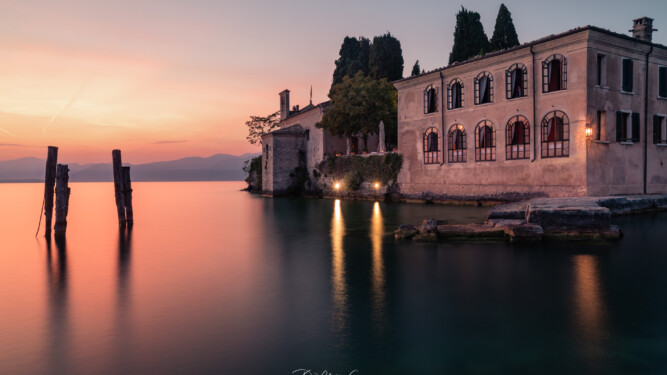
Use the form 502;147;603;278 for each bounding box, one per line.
395;195;667;242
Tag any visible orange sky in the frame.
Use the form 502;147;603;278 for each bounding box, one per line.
2;0;666;163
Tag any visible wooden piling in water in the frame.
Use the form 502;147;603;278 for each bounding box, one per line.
54;164;70;237
43;146;58;237
122;166;133;226
112;150;126;226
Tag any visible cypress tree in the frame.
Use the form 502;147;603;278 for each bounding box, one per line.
369;32;404;81
448;7;490;65
331;37;371;92
411;60;421;76
489;4;520;52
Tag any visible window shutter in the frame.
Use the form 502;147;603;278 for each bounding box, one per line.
632;112;640;142
654;115;661;144
622;59;633;92
659;67;667;98
616;111;623;142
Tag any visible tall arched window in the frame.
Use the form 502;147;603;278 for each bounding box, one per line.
475;120;496;161
423;127;440;164
474;72;493;105
542;54;567;92
448;124;467;163
424;85;438;114
541;111;569;158
505;115;530;160
447;78;464;109
506;63;528;99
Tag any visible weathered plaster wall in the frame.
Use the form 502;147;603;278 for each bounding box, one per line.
261;133;306;196
395;32;589;199
586;30;667;195
277;107;325;174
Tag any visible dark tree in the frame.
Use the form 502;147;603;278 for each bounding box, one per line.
369;32;404;81
448;7;490;65
318;72;397;152
245;111;280;145
489;3;520;52
411;60;421;76
331;36;371;92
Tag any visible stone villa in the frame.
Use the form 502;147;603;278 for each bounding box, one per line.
262;17;667;199
395;17;667;199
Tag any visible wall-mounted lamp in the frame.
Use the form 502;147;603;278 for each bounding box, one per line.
334;182;341;190
373;182;380;189
585;123;593;138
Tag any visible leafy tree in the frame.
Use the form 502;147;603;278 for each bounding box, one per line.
369;32;404;81
331;36;371;92
411;60;421;76
245;111;280;145
449;7;490;65
489;3;519;51
318;72;397;152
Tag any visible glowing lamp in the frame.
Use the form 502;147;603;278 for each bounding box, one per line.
374;182;380;189
334;182;341;190
585;124;592;138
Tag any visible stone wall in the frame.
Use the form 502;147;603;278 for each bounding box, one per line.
262;133;306;196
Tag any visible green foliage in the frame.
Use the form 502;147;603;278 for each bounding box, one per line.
344;170;364;191
449;7;490;65
318;72;397;147
411;60;421;77
489;3;519;52
331;36;371;93
319;153;403;187
243;156;262;191
369;32;404;81
245;111;280;145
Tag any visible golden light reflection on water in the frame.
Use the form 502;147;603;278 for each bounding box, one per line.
331;199;347;334
370;202;386;328
573;254;607;346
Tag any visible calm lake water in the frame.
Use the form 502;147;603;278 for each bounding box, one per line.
1;181;667;374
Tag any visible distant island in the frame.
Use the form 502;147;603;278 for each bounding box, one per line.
0;153;259;183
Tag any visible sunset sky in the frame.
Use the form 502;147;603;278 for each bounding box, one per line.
2;0;666;163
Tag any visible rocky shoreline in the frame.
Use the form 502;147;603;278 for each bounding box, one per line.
395;195;667;242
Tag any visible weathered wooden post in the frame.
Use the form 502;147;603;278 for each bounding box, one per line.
112;150;126;226
43;146;58;237
54;164;70;237
122;166;133;226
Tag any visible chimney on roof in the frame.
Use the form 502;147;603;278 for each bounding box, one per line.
630;17;656;42
280;89;290;120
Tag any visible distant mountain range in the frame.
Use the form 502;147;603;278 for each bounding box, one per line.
0;153;260;182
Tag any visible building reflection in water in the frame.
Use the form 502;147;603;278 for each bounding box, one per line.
46;237;68;374
370;202;386;331
573;254;608;350
330;199;348;336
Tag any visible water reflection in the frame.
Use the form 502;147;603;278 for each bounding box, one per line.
46;237;69;374
370;202;386;331
117;227;133;310
573;255;608;350
115;228;133;370
331;199;347;336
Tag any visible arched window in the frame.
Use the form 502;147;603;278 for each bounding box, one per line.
541;111;569;158
448;124;467;163
424;85;438;114
475;120;496;161
505;115;530;160
447;79;464;109
423;127;440;164
474;72;493;105
506;63;528;99
542;54;567;93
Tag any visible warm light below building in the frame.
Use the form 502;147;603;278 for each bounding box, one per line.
334;182;341;190
374;182;380;189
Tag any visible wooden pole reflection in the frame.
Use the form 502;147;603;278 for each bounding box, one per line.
46;237;69;374
330;199;347;335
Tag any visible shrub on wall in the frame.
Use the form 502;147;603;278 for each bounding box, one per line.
319;153;403;187
243;156;262;192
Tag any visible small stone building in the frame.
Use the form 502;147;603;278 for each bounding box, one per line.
395;17;667;199
261;90;380;195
